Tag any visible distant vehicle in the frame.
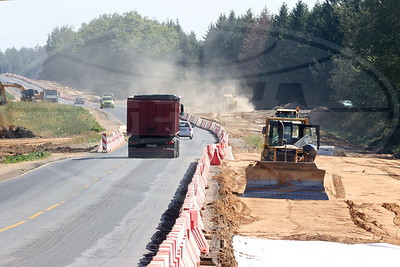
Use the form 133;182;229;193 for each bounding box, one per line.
21;89;41;102
102;93;114;100
179;120;193;139
74;97;85;105
100;96;115;109
222;94;237;111
275;108;299;118
40;89;59;103
127;94;184;158
338;100;356;108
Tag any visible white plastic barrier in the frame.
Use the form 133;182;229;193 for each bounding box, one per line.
97;128;126;152
149;113;234;266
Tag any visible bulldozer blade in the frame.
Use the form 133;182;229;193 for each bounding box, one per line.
244;161;328;200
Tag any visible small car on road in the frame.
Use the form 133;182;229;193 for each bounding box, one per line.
74;97;85;105
179;120;193;139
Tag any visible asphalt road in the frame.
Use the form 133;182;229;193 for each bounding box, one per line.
0;76;216;266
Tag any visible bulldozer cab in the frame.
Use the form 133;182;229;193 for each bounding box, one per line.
265;120;320;148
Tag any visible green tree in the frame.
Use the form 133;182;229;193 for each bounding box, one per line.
288;0;310;33
330;0;400;150
274;3;290;29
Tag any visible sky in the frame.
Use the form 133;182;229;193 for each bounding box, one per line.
0;0;319;51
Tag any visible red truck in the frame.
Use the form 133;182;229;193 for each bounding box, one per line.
127;94;184;158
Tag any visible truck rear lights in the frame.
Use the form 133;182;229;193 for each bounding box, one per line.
166;141;175;145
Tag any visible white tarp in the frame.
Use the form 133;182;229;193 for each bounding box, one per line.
234;235;400;267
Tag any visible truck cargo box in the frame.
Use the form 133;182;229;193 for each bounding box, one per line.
127;94;182;158
127;95;180;137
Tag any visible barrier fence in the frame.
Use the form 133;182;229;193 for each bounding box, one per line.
148;113;232;266
97;128;126;153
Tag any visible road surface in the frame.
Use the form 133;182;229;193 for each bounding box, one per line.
0;76;215;266
0;75;71;104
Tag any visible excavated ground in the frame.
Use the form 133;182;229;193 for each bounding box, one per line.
199;110;400;267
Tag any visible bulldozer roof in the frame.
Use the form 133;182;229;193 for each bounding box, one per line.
266;117;309;124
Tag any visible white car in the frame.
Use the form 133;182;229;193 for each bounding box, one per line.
179;121;193;139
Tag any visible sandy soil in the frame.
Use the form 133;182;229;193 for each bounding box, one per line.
199;110;400;266
225;154;400;245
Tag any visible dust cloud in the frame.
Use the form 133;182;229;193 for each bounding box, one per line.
41;44;254;112
121;53;255;113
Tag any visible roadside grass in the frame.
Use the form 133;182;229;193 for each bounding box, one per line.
0;102;104;138
0;92;15;101
244;134;264;149
2;151;51;164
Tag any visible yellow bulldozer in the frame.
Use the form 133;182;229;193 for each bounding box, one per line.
244;108;328;200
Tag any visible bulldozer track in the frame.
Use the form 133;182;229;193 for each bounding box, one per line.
382;203;400;231
346;200;391;240
332;174;346;199
286;200;302;232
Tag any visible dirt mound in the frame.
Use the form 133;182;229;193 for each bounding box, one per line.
275;102;305;109
207;168;256;267
308;106;332;125
0;138;97;160
0;126;35;138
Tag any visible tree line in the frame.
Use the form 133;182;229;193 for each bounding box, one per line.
1;0;399;152
0;46;46;78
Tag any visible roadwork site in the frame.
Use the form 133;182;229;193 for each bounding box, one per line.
1;77;399;266
197;110;400;266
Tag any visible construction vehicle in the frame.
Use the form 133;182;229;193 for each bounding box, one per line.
0;82;26;104
0;83;8;105
40;89;59;103
244;108;328;200
274;108;299;118
222;94;237;111
0;82;43;102
127;94;184;158
21;88;41;102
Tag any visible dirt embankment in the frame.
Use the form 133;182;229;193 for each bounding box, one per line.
200;111;400;266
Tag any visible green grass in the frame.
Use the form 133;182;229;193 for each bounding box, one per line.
3;151;51;164
244;134;264;149
0;102;104;137
0;92;15;101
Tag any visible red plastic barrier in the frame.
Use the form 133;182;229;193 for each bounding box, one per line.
210;148;222;165
150;113;229;266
